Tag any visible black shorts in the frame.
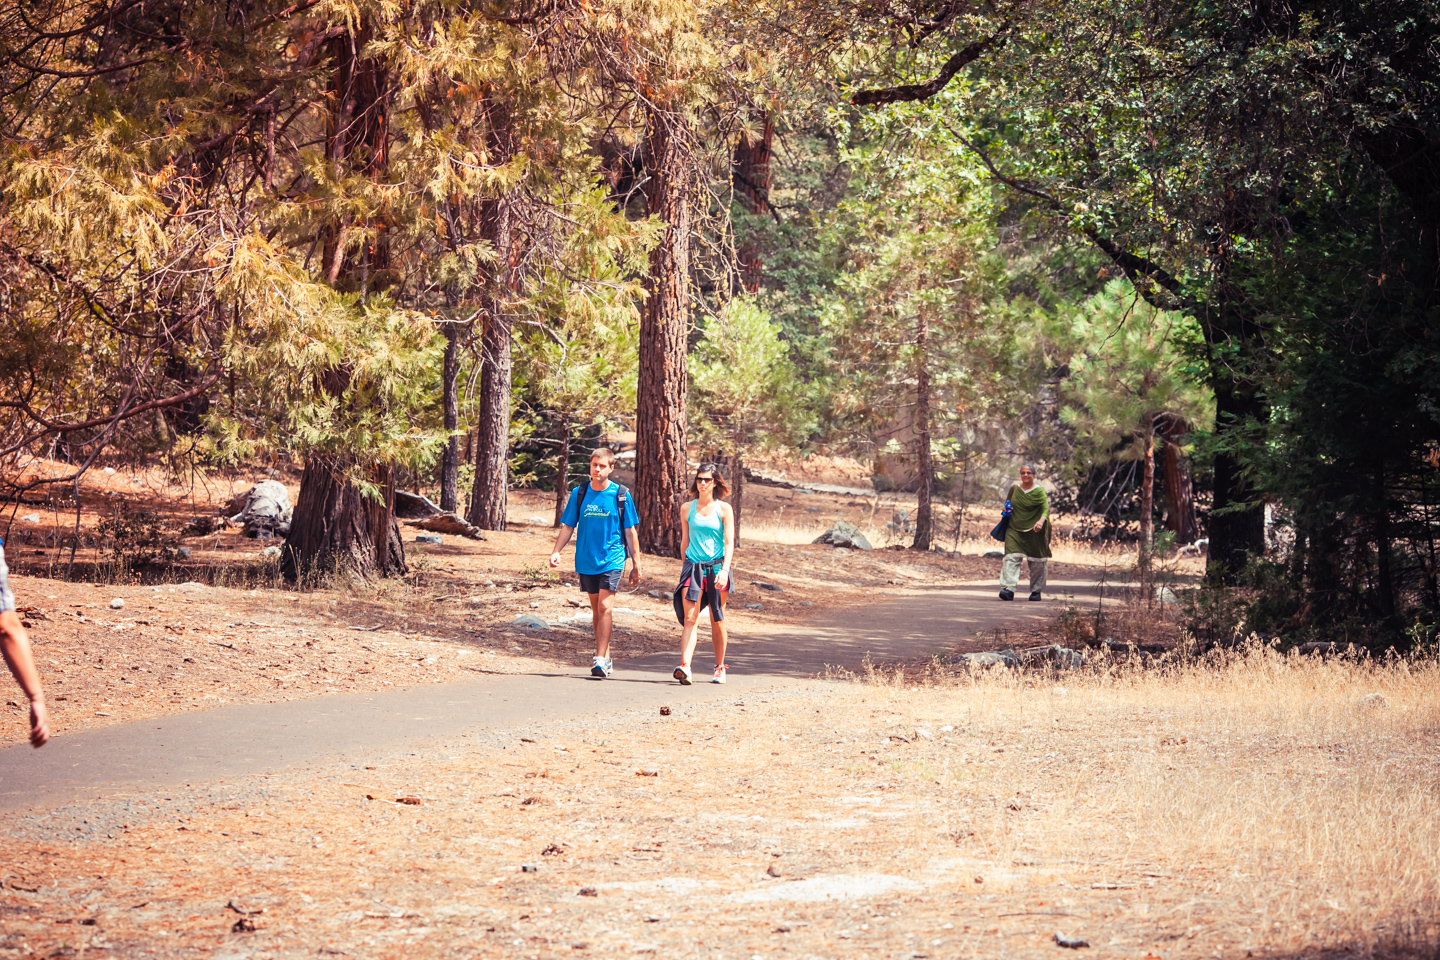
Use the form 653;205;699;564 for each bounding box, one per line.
578;568;623;594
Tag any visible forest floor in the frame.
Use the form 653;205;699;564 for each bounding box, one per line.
5;461;1428;960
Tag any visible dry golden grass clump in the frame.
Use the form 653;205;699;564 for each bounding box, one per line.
2;648;1433;960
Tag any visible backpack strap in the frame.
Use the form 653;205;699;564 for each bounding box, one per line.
574;482;632;562
616;484;632;560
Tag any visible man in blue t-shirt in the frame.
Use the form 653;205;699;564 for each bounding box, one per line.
549;447;641;678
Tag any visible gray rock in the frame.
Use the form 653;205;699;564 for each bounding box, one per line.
833;547;851;556
1021;644;1088;670
1154;586;1180;604
751;581;783;592
957;650;1021;669
1357;692;1388;709
648;589;665;598
812;520;873;551
20;512;40;524
1299;641;1335;654
415;533;444;545
915;727;934;740
983;549;1004;558
228;480;293;539
744;603;765;611
797;600;813;607
525;516;547;525
109;597;125;610
175;546;192;560
511;614;550;629
260;545;282;560
1054;931;1089;949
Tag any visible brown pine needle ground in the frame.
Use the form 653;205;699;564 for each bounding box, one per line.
2;648;1435;960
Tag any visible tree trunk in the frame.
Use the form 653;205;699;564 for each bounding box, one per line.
1158;415;1199;544
469;287;512;530
466;102;518;531
1208;378;1266;580
553;422;571;528
1373;454;1396;620
287;18;400;582
911;314;934;551
733;112;773;293
725;435;745;544
283;457;406;582
1138;421;1155;592
635;104;691;558
439;321;461;512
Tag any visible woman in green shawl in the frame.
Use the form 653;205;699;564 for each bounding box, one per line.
1000;465;1051;601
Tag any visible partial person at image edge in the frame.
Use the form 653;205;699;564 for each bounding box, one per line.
0;537;50;747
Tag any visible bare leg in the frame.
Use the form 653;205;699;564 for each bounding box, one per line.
679;597;704;667
589;589;616;659
710;588;729;667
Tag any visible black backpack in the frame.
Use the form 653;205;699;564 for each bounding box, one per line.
575;482;632;560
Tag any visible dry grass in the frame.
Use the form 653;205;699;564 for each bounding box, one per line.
2;650;1433;960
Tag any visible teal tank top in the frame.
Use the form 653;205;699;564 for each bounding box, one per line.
685;500;725;563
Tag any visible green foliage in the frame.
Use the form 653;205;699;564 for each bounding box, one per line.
690;296;812;454
1046;279;1211;476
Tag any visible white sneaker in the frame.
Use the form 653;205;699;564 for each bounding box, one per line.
591;656;613;678
712;665;727;684
673;663;692;685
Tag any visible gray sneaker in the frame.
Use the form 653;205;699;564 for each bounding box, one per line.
591;656;613;678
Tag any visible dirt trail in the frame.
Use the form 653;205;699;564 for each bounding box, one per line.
0;579;1099;812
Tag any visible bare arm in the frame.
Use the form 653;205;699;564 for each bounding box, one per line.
624;526;642;586
0;611;49;747
718;503;735;588
549;524;574;568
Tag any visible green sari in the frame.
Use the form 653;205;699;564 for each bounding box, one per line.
1004;483;1052;558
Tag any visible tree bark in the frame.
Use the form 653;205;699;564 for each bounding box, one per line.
635;104;691;558
553;422;571;528
911;314;934;551
283;457;406;582
1138;420;1155;591
732;112;773;292
466;100;518;532
287;18;402;582
1158;415;1199;544
1208;377;1266;580
725;439;745;544
439;321;461;512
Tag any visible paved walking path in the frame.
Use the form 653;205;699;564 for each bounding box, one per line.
0;577;1101;812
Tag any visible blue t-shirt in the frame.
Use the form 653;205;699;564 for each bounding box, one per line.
560;482;639;575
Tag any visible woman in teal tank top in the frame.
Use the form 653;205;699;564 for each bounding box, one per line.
673;462;735;685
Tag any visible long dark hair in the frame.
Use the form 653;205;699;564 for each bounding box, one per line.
689;462;731;500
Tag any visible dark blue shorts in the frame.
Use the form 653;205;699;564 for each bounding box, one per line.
578;568;623;595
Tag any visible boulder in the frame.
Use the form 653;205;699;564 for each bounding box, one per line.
956;650;1021;669
983;549;1004;558
511;614;549;629
1021;644;1088;670
415;533;443;545
228;480;292;539
812;520;873;551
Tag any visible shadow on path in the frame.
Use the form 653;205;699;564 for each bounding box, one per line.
0;576;1103;812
